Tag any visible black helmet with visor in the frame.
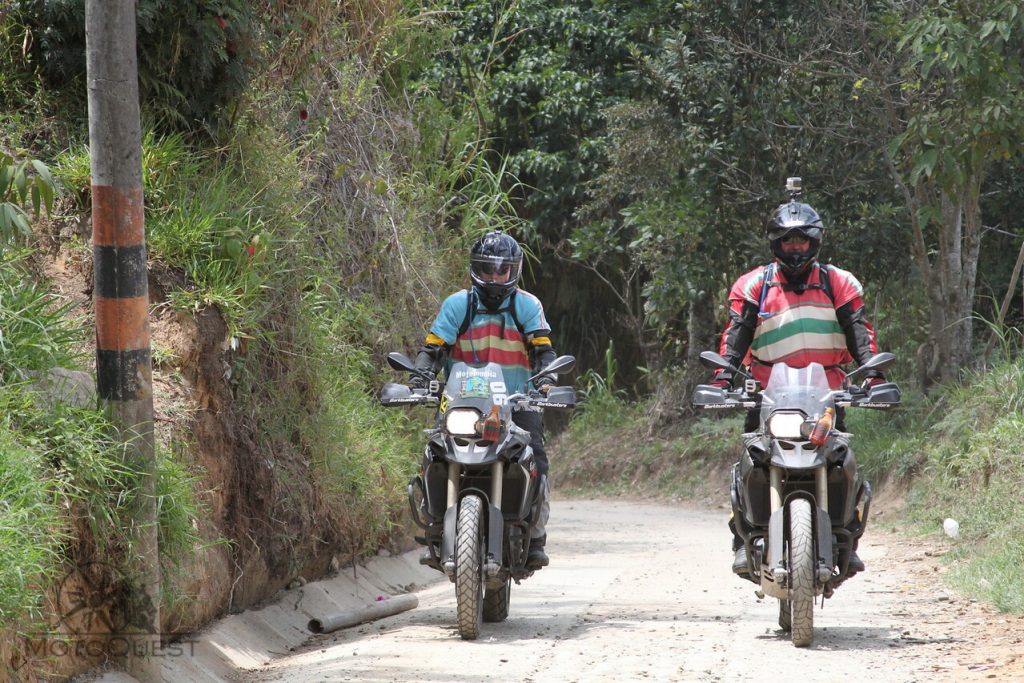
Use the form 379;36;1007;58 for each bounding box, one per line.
767;201;823;278
470;231;523;308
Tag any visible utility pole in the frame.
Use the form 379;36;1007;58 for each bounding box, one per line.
85;1;161;679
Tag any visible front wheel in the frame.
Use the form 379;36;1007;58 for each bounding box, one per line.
455;495;484;640
787;497;815;647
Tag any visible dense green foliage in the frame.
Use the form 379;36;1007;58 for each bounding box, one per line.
420;0;673;233
13;0;258;130
415;0;1024;391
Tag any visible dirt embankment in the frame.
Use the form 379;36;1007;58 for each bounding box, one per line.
28;234;355;678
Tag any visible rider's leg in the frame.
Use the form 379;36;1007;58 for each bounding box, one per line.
513;410;550;568
733;412;759;574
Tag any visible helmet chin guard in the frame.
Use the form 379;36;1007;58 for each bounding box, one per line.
771;246;817;278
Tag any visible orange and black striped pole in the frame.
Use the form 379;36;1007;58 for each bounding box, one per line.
93;184;151;406
86;0;160;678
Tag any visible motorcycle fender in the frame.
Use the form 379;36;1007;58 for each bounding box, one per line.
440;505;458;568
487;503;504;567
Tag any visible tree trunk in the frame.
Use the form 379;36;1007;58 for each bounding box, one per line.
676;291;717;418
685;291;718;387
899;174;985;389
927;173;984;385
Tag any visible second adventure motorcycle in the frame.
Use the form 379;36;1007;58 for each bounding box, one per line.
380;352;576;640
693;351;900;647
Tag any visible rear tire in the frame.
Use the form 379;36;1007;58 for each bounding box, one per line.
787;498;815;647
482;575;511;623
455;495;484;640
778;598;792;632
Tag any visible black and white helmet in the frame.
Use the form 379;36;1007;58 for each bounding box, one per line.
469;231;523;308
766;202;824;278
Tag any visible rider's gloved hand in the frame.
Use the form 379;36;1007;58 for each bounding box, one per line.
863;374;886;390
408;373;431;390
709;372;732;389
535;377;555;395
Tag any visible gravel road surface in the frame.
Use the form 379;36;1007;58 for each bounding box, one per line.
246;499;1024;683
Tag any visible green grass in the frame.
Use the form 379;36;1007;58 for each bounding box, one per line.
56;132;275;340
155;443;209;607
897;358;1024;613
0;427;61;621
0;250;84;378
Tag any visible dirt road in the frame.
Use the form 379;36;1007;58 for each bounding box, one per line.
246;499;1024;683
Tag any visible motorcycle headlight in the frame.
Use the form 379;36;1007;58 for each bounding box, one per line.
767;411;807;439
445;408;480;437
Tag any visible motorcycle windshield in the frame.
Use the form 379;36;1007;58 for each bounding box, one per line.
443;361;508;413
759;362;834;424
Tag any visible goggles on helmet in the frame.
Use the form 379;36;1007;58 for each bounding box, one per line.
476;262;513;277
470;254;522;282
767;225;823;242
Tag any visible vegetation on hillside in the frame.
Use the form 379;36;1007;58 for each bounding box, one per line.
0;249;201;641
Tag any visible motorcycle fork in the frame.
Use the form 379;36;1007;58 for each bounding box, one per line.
486;462;504;577
439;462;505;578
440;463;462;575
813;467;834;584
767;467;834;587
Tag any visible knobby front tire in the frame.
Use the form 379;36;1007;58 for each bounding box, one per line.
455;495;484;640
787;497;816;647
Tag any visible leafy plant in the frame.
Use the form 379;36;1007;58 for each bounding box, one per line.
0;153;56;242
570;342;630;436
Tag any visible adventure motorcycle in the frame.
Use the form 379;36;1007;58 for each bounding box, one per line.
692;351;900;647
380;352;576;640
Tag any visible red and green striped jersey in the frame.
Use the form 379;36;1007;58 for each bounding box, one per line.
724;262;876;388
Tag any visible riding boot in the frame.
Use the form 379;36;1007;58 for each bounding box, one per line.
729;517;749;575
732;547;750;575
527;535;549;569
